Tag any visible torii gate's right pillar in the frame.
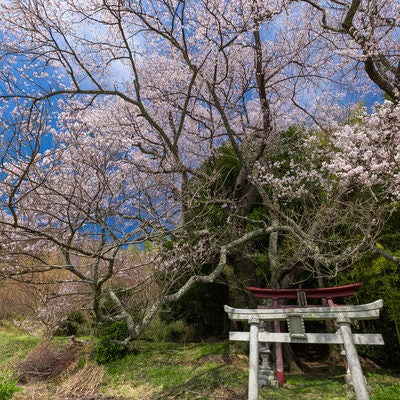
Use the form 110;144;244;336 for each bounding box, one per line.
337;316;370;400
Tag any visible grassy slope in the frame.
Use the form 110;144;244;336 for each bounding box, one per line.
0;325;399;400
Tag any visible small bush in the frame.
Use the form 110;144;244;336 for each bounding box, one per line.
141;317;195;342
0;370;21;400
55;311;86;336
94;321;129;364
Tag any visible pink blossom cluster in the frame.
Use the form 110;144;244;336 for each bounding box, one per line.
155;237;214;276
328;101;400;199
254;101;399;201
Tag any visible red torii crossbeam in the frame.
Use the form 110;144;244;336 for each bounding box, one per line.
246;283;363;385
246;282;363;305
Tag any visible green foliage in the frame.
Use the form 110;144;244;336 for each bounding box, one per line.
350;253;400;326
199;142;241;183
379;234;400;250
253;252;271;283
183;142;242;233
346;102;365;125
55;311;86;336
215;144;242;188
162;283;229;339
245;207;267;233
341;246;400;370
0;369;21;400
141;318;196;343
162;240;174;250
383;91;394;102
94;321;129;364
100;286;135;317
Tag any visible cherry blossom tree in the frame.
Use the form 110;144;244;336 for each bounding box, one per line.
252;100;399;285
302;0;400;103
0;0;399;340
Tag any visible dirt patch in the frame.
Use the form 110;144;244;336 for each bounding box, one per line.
297;353;380;379
17;340;79;383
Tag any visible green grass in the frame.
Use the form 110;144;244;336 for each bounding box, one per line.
102;341;400;399
259;372;400;400
102;341;247;399
0;327;41;368
0;325;399;399
260;375;348;400
366;372;400;400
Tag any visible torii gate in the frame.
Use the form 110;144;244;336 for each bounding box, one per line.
224;292;384;400
246;283;364;385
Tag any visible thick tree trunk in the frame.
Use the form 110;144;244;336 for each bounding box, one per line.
269;208;280;288
315;262;343;373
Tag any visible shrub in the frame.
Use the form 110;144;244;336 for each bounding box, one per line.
54;311;86;336
142;318;196;343
0;370;21;400
94;321;129;364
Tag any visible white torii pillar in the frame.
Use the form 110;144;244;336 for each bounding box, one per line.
248;316;260;400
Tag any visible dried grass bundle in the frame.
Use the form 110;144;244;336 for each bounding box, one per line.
55;362;104;398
